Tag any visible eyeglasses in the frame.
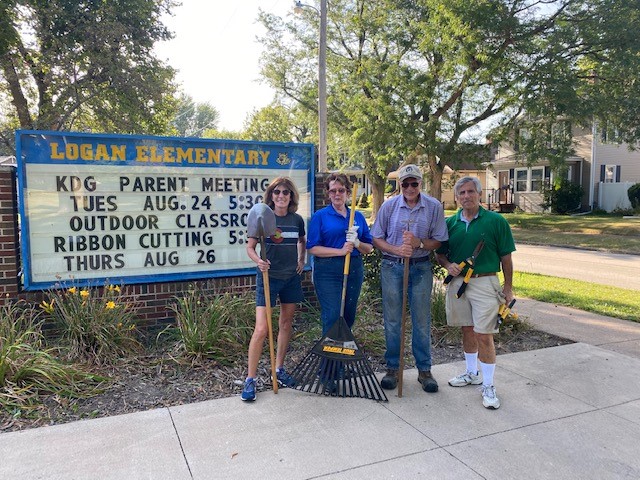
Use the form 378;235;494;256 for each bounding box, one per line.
328;188;347;195
273;188;291;196
401;181;420;189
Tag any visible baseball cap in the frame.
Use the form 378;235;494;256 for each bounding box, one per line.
397;164;422;183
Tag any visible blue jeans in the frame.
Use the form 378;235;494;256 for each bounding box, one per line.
380;258;434;371
313;256;364;335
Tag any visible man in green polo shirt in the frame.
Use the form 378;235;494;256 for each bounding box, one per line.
436;176;516;409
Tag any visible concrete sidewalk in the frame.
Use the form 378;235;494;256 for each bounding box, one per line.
1;302;640;479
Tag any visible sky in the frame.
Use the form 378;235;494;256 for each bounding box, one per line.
154;0;295;132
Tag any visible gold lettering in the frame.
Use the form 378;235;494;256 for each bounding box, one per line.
67;144;79;160
163;147;176;163
50;142;65;160
176;148;192;163
149;146;163;163
136;146;149;162
207;149;221;164
194;148;206;164
223;149;234;165
80;144;93;160
259;151;270;165
95;144;109;161
112;145;126;161
247;150;259;165
234;150;246;165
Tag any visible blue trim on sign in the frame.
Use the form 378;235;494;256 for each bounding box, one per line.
16;130;314;290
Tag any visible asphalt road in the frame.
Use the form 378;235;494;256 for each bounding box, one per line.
513;244;640;291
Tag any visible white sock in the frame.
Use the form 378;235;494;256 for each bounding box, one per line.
479;361;496;387
465;352;478;375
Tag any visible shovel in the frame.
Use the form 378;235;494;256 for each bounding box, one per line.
247;202;279;393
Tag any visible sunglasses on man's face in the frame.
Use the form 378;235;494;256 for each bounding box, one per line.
401;181;420;189
273;188;291;196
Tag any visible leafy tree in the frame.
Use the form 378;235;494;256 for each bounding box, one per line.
171;93;219;137
259;0;640;212
243;102;313;143
0;0;178;152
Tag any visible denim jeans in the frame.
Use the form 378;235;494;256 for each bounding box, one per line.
313;256;364;335
380;258;434;371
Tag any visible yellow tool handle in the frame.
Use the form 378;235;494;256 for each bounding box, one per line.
342;185;358;276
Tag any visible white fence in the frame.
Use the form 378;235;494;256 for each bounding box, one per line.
598;181;634;212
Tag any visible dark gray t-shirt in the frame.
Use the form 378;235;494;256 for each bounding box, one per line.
258;211;306;280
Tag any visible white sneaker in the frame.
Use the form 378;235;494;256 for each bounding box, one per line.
480;385;501;409
448;371;482;387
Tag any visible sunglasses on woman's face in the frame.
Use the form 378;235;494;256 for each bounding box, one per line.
328;187;347;194
273;188;291;196
401;181;420;189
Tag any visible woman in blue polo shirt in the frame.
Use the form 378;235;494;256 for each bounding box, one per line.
307;173;373;334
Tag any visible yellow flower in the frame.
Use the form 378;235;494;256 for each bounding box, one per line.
106;301;116;309
68;287;77;294
117;322;123;328
40;299;55;314
80;290;90;298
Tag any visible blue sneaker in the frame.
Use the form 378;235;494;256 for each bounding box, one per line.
275;367;297;388
241;378;256;402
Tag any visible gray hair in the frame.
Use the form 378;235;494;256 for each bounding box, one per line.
454;176;483;196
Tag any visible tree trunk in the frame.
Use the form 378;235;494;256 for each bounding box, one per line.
370;174;386;222
427;152;443;201
0;54;33;129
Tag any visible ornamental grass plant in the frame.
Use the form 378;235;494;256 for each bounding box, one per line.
167;287;255;364
0;301;106;416
41;284;143;365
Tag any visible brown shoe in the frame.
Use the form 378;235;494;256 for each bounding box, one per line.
418;370;438;393
380;369;398;390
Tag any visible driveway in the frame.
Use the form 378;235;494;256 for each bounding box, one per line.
513;244;640;291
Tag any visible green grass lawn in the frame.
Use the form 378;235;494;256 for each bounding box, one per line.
510;272;640;323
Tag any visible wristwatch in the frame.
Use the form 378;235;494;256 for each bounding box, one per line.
419;240;425;250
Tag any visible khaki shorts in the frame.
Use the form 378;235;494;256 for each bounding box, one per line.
445;275;503;334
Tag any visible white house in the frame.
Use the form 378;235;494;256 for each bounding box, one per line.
492;124;640;213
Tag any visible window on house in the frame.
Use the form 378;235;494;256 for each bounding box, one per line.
515;167;544;192
531;168;543;191
515;169;528;192
604;165;616;183
601;125;621;144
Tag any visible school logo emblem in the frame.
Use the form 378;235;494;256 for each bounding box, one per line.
276;153;291;165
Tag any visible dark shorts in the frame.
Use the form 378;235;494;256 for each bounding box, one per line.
255;273;304;307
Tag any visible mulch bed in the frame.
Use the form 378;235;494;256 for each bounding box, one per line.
0;326;572;434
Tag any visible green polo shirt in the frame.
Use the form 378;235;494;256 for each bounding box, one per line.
436;206;516;274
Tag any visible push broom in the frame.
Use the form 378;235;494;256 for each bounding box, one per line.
289;186;388;402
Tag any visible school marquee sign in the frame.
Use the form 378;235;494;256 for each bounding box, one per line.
16;130;314;290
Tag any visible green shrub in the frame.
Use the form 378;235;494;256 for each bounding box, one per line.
358;192;370;208
41;284;142;364
1;301;106;414
541;179;584;214
362;249;383;298
168;288;255;363
628;183;640;208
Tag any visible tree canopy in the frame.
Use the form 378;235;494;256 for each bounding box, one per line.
171;93;220;137
0;0;178;153
259;0;640;209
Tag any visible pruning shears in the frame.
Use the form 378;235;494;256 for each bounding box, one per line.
443;240;485;298
497;299;517;327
